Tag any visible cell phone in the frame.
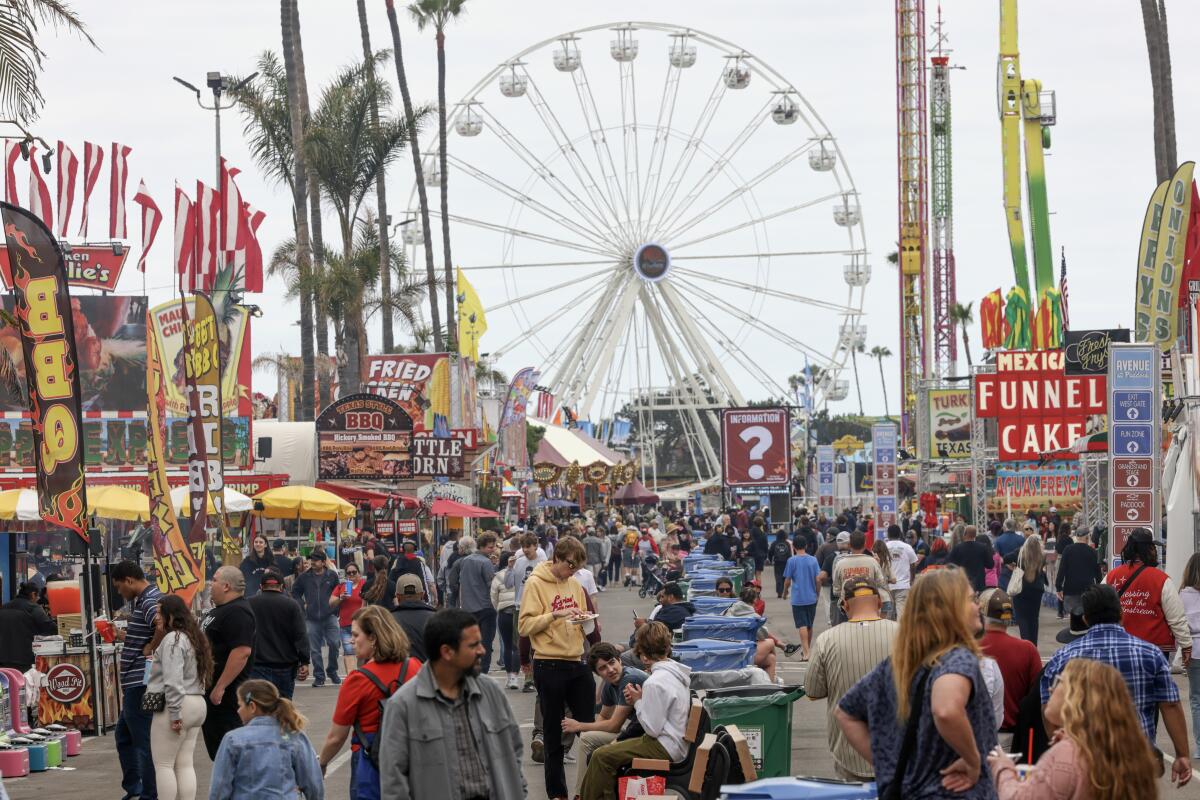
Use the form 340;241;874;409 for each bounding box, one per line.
631;610;638;619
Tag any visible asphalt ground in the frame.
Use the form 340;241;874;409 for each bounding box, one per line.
9;577;1200;799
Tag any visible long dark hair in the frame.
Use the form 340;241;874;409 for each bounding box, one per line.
363;555;390;604
158;594;214;686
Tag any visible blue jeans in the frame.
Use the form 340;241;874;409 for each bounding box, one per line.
473;606;498;674
116;684;156;800
306;616;341;684
249;664;298;699
1188;660;1200;756
497;608;519;673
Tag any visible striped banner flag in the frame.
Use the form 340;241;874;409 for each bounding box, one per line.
27;146;52;230
4;140;19;206
56;142;78;238
193;181;219;291
219;158;246;258
132;180;162;273
108;142;131;238
241;201;265;292
536;389;553;419
79;141;103;236
174;183;196;291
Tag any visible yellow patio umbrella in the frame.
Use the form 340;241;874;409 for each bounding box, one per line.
88;485;151;522
0;489;41;521
251;485;355;521
169;486;254;517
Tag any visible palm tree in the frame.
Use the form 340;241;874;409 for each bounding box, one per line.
869;346;893;420
280;0;316;418
950;301;975;368
0;1;95;123
849;342;865;416
1140;0;1176;183
385;0;442;352
355;0;396;353
303;56;428;393
409;0;468;352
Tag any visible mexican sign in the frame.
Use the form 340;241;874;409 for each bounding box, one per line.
928;388;970;459
974;349;1107;460
2;202;88;540
0;244;131;292
721;407;791;493
1108;344;1161;559
317;393;413;480
817;445;835;518
991;461;1082;513
872;423;898;526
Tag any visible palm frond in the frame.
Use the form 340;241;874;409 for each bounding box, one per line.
0;0;96;123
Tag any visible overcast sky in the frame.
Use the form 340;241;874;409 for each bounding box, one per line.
30;0;1191;416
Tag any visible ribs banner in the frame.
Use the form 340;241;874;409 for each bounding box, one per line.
0;202;88;541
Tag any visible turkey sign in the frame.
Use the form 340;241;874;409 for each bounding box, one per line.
974;349;1107;461
721;407;791;492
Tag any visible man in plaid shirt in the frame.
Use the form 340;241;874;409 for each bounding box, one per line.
1041;584;1191;786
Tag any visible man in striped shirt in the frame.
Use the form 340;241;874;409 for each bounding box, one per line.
803;577;898;782
111;560;163;800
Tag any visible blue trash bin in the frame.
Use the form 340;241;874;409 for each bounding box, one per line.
682;614;764;643
672;638;756;671
718;776;877;799
691;596;738;615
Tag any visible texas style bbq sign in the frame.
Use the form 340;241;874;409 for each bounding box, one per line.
973;349;1107;461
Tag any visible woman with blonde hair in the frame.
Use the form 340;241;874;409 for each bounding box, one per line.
1011;535;1047;644
317;605;419;800
836;568;998;799
871;539;896;618
987;659;1160;799
208;679;323;800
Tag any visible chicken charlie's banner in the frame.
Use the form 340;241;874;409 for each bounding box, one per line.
146;309;200;601
1;202;88;541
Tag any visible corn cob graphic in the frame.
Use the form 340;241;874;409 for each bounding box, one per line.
426;357;451;431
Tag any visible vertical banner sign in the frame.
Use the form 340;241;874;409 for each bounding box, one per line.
1;202;87;540
872;423;898;527
720;407;792;493
1147;163;1196;349
146;310;201;602
1108;344;1160;567
189;293;236;562
1135;180;1170;344
817;445;835;518
180;298;210;569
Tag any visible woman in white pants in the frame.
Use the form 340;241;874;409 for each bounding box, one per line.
146;594;211;800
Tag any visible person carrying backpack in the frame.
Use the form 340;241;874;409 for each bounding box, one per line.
318;606;421;800
770;530;794;598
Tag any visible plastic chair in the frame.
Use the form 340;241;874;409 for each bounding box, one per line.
617;700;711;798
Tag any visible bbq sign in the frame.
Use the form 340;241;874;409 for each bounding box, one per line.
974;349;1107;461
317;393;414;480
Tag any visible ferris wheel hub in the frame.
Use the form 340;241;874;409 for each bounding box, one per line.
632;242;671;283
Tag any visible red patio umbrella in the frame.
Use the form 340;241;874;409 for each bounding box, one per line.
430;497;500;518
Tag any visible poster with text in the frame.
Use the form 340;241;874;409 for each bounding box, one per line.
721;407;791;492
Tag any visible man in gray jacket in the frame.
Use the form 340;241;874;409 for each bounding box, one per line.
380;608;524;800
455;533;499;673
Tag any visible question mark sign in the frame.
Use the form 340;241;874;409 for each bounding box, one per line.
739;426;773;480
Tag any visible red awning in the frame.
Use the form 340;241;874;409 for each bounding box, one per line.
315;482;420;509
430;498;499;518
611;479;660;506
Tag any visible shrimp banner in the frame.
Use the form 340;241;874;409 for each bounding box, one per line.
0;202;88;541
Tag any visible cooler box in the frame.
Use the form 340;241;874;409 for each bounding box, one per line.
704;687;805;778
682;615;764;643
719;776;877;799
690;667;772;691
672;639;756;671
683;554;719;575
691;596;738;615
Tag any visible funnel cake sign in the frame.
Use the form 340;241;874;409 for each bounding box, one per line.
974;349;1107;461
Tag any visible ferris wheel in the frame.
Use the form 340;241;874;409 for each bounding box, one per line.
404;21;870;482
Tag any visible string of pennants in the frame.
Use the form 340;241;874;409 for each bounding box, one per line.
3;140;264;293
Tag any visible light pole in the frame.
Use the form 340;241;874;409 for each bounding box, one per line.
172;71;257;185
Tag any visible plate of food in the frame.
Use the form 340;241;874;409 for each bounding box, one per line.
569;612;599;625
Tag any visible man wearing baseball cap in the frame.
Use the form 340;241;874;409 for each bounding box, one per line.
978;588;1040;732
248;568;310;698
390;573;436;661
804;578;898;781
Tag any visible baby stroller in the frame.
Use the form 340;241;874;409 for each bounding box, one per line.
639;553;666;598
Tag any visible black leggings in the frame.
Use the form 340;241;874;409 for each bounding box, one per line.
1013;590;1043;644
534;658;596;798
773;562;787;596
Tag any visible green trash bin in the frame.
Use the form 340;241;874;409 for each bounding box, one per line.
702;686;804;778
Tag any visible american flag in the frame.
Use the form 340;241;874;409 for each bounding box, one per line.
1059;247;1069;331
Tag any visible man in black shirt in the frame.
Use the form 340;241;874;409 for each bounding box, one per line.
271;539;295;578
391;574;437;661
1056;528;1101;633
948;525;995;592
201;565;256;759
0;582;55;671
248;569;309;698
703;525;733;560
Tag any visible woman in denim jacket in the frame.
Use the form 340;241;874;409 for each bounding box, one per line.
208;679;323;799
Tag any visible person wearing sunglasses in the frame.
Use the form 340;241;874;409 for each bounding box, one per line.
715;577;735;597
331;564;367;672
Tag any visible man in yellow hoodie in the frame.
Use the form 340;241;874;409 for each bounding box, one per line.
518;536;596;800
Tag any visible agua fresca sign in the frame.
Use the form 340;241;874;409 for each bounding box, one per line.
974;349;1107;460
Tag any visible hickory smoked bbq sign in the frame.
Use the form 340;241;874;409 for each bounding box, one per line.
973;349;1106;461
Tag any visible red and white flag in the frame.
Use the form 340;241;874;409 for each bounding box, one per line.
27;146;52;230
219;158;247;260
132;180;162;274
193;181;219;291
79;141;104;237
55;142;79;238
4;140;20;206
536;390;554;419
174;183;196;291
108;142;132;239
241;201;266;292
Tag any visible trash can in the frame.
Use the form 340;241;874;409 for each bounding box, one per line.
719;776;877;800
689;667;772;691
682;614;764;643
689;569;744;593
703;686;805;778
691;596;737;615
672;639;756;671
684;554;720;575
